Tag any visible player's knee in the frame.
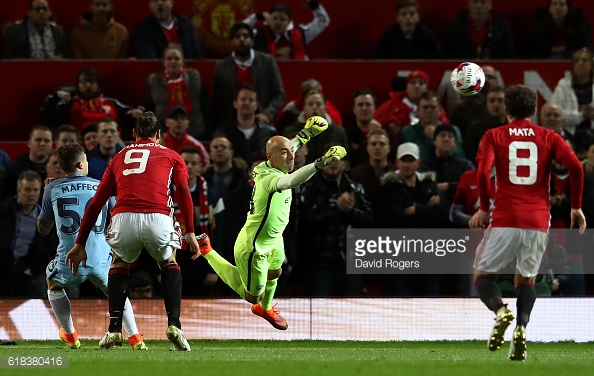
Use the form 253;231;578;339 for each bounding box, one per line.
267;268;282;280
157;254;177;269
46;278;63;292
110;253;129;270
473;273;497;285
244;290;263;304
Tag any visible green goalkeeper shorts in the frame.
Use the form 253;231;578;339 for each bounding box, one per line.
234;232;285;297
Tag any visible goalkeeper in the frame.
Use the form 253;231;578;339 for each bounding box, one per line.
195;116;346;330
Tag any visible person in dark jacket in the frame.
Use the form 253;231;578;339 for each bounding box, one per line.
3;0;68;60
442;0;515;59
374;0;441;59
299;154;373;297
133;0;204;59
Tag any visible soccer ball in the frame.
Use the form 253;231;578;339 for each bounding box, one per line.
451;62;485;96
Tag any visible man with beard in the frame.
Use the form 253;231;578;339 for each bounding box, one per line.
70;0;129;59
134;0;203;60
213;22;285;126
41;67;142;140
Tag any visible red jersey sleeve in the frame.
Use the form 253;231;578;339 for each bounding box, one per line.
552;134;584;209
475;131;495;212
172;155;194;234
76;165;117;245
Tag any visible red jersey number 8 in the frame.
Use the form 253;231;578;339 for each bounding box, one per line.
123;149;150;175
508;141;537;185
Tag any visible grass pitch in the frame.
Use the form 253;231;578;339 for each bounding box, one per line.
1;340;592;376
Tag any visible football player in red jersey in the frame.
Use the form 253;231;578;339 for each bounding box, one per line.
66;112;199;351
469;85;586;361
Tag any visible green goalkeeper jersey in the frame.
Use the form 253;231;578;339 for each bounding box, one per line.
239;161;291;255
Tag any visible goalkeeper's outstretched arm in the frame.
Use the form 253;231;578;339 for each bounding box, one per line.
276;146;347;191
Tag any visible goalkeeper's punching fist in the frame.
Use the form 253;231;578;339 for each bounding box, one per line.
314;146;347;170
293;115;328;150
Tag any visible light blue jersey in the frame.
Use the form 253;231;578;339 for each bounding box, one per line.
40;174;114;276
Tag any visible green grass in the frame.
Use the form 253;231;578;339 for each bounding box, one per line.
1;340;592;376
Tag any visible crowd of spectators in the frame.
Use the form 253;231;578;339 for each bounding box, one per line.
1;0;594;298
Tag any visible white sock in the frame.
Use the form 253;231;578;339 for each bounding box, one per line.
122;298;139;337
47;290;75;333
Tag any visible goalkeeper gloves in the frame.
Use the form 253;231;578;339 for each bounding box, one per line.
296;116;328;145
314;146;347;170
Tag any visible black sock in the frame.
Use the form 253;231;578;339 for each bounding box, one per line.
161;264;182;328
516;283;536;327
475;276;504;313
107;268;129;333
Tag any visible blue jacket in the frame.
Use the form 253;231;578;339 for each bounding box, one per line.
88;143;124;180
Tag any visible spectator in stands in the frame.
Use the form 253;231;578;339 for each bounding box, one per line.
379;143;446;295
276;78;342;133
529;0;592;59
482;65;500;88
243;0;330;60
0;171;48;297
551;48;594;149
202;136;250;265
4;125;52;200
285;90;348;164
213;23;285;126
463;86;508;161
421;124;475;210
87;117;123;180
81;123;99;154
215;85;278;163
174;146;216;297
44;150;64;181
54;124;80;149
144;43;210;140
128;270;155;298
161;106;209;169
41;67;142;140
374;0;441;59
375;70;448;137
541;102;572;141
3;0;68;60
70;0;129;59
300;148;372;296
442;0;515;60
350;128;395;228
344;89;382;168
0;149;11;168
134;0;204;60
400;91;465;159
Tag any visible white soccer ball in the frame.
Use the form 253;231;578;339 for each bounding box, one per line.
450;62;485;96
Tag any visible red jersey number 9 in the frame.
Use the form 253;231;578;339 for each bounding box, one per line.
122;149;150;176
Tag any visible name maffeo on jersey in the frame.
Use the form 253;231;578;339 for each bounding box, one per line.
509;128;535;136
61;183;98;194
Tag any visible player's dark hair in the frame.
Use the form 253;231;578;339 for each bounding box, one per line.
135;111;160;138
504;85;537;119
352;88;376;106
57;142;85;173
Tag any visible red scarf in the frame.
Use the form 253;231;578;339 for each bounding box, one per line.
165;68;193;116
263;26;306;60
69;94;119;133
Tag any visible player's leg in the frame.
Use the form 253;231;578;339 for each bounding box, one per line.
259;247;285;310
91;271;146;350
508;230;548;361
197;233;248;299
473;228;517;351
46;262;81;349
144;214;190;351
104;212;143;346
